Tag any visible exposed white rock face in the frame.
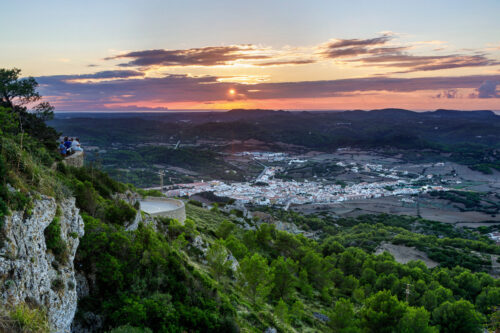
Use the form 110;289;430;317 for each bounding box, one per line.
112;190;139;207
0;196;84;333
125;210;143;231
192;235;208;254
226;253;239;272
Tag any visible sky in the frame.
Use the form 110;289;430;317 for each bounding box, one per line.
2;0;500;111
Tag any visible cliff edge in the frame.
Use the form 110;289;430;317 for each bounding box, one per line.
0;195;84;332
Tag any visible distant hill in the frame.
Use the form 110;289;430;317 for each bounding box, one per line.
49;107;500;173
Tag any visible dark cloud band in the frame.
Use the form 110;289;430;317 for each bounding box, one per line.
106;46;271;67
37;73;500;110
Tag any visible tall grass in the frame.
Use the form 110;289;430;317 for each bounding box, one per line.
0;303;50;333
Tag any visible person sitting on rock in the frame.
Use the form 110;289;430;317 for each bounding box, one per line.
59;141;67;156
64;137;72;150
72;137;83;152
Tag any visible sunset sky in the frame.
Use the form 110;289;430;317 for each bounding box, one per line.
3;0;500;111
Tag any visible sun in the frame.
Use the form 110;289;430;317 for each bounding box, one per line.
228;88;236;95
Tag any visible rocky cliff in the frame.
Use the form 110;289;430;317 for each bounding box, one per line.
0;195;84;332
62;151;85;168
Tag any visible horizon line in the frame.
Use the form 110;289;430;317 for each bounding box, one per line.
53;108;500;114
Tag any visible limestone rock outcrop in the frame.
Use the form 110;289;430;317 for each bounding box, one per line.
62;151;84;168
0;195;84;332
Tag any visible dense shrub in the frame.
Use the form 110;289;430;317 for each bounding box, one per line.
44;217;68;264
109;325;153;333
68;166;126;198
136;189;163;198
76;215;237;332
188;199;202;207
104;200;136;226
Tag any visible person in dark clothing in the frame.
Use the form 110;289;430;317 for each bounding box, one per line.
64;137;73;154
64;137;72;149
59;141;67;156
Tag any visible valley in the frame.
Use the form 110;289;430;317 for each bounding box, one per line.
50;109;500;231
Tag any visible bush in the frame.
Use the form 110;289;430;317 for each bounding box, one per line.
67;280;75;290
432;300;485;333
44;217;68;264
216;220;235;239
68;166;126;198
136;189;163;198
109;325;153;333
0;152;31;221
0;191;8;226
74;181;100;216
104;200;136;226
51;278;65;292
188;199;202;207
156;217;184;240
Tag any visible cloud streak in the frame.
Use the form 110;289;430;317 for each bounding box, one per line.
356;54;498;73
106;45;272;67
325;35;392;49
102;36;499;74
258;59;316;66
39;70;145;84
321;35;499;73
76;70;145;79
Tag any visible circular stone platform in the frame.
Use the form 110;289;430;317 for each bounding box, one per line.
139;197;186;223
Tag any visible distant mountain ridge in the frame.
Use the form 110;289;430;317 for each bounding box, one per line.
50;107;500;148
227;107;498;117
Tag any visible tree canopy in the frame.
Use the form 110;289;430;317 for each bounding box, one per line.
0;68;58;147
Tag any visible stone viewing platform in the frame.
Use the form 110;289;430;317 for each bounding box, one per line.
139;196;186;223
62;150;84;168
